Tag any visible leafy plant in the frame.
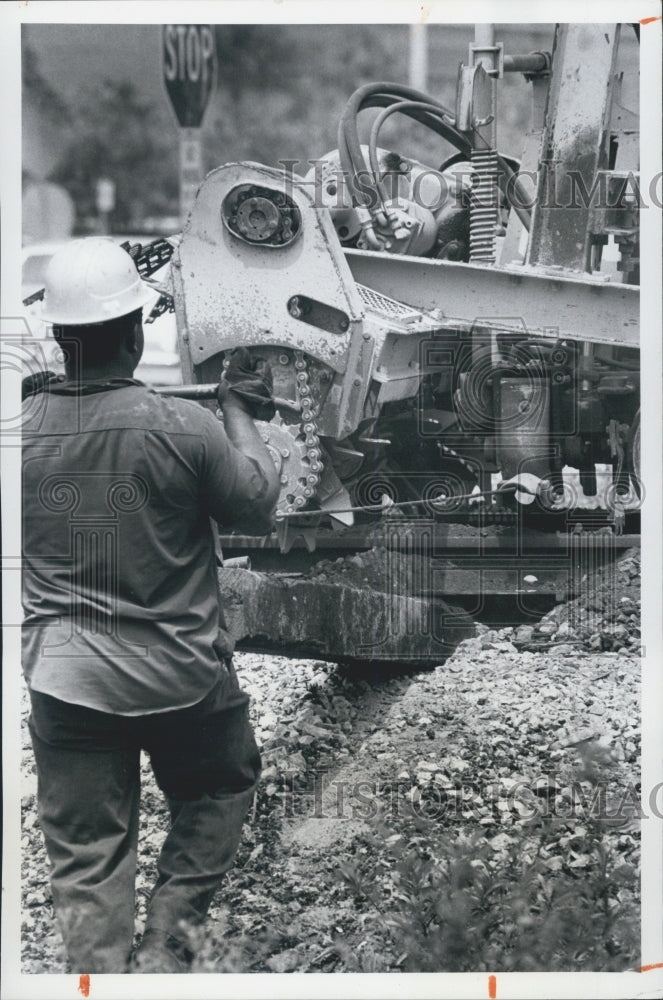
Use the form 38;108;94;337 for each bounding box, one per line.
337;801;639;972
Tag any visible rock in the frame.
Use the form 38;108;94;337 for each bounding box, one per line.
489;833;513;851
288;751;308;771
514;625;534;644
491;641;518;653
266;948;301;972
447;756;469;773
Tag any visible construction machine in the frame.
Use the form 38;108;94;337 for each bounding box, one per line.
141;23;640;665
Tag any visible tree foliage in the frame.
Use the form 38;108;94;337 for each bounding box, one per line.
51;81;178;230
23;43;70;124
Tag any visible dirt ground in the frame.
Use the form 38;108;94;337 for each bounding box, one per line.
20;551;641;974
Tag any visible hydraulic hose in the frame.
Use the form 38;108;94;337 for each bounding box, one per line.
337;82;469;207
337;81;531;232
368;99;462;209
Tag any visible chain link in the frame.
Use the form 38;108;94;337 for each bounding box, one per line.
284;351;322;511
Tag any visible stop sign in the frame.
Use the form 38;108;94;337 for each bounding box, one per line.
163;24;216;128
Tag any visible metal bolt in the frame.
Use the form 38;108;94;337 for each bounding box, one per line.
303;488;313;497
353;378;361;387
261;433;270;442
279;354;290;365
281;448;290;458
280;474;288;484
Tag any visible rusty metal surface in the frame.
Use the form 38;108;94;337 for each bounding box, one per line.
175;162;365;374
526;24;621;272
345;250;639;348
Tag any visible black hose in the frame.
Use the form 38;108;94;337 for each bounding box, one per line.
338;82;470;208
338;81;530;230
368;100;457;208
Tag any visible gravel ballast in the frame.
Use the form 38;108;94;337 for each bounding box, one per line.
20;550;641;973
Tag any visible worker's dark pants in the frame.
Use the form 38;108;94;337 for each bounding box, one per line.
28;661;261;974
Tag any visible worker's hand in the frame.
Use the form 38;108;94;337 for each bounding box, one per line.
22;370;65;401
217;347;276;422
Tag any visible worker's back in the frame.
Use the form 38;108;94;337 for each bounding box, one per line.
22;379;246;715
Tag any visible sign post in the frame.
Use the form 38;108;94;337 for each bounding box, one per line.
95;177;116;234
162;24;217;224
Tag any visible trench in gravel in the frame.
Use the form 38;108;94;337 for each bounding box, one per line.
20;550;641;973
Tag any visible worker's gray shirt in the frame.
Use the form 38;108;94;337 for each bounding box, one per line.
22;378;268;715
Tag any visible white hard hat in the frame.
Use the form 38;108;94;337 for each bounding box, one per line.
40;237;154;325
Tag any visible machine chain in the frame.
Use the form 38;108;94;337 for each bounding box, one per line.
438;441;517;523
286;350;322;511
121;237;175;279
439;441;479;483
121;238;177;324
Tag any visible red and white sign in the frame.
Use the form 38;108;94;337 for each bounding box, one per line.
162;24;216;128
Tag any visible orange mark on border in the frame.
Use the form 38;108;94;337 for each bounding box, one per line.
641;962;663;971
488;974;497;998
639;15;661;23
78;974;90;997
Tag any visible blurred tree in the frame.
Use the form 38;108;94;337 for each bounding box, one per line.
23;42;70;123
213;26;293;102
23;42;73;186
52;81;178;231
203;24;404;173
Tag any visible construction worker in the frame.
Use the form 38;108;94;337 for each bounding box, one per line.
21;237;280;973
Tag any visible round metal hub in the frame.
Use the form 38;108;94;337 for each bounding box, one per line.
236;197;281;242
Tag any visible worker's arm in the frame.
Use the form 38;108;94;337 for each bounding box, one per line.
198;349;280;534
217;394;280;532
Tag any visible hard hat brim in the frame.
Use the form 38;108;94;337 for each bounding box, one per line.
40;284;155;326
